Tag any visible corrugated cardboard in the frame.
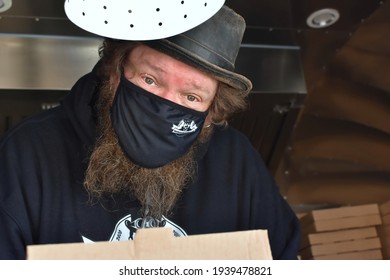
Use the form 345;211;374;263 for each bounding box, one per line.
299;237;381;259
301;214;382;234
299;203;385;260
27;228;272;260
300;204;380;224
300;227;378;249
313;249;383;260
300;204;382;234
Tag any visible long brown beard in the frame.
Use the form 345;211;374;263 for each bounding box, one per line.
84;80;213;219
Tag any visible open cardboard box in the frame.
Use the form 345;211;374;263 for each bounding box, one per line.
27;228;272;260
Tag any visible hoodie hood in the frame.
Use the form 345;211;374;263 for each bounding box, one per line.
61;67;101;146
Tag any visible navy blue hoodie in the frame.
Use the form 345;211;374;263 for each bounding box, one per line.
0;70;300;259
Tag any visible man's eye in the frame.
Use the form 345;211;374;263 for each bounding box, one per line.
144;76;155;85
187;95;197;102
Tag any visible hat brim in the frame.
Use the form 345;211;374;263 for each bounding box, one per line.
145;40;253;95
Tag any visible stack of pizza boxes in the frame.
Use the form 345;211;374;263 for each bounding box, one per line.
377;200;390;259
299;204;383;259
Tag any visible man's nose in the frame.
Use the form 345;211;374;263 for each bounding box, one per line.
157;90;179;105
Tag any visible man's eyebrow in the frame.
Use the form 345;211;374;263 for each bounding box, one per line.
142;59;166;74
190;81;210;93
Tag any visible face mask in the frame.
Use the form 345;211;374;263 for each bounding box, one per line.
111;78;208;168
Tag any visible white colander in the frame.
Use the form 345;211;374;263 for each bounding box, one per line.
64;0;225;40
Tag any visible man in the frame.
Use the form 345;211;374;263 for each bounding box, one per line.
0;6;300;259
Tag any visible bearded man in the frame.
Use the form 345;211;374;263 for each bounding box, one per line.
0;6;300;259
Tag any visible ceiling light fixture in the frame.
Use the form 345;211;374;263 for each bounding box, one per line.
306;8;340;28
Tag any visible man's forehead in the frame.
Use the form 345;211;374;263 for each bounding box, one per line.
130;44;180;70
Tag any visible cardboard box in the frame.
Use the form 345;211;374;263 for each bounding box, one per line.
300;227;378;249
301;214;382;234
300;204;380;225
27;228;272;260
313;249;383;260
299;204;386;260
300;204;382;234
299;237;381;259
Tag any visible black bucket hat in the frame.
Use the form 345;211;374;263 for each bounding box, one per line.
145;5;253;94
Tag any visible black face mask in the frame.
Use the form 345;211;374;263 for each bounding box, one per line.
111;78;208;168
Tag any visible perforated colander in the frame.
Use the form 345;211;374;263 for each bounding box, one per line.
64;0;225;40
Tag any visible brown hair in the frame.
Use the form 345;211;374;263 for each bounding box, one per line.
96;39;248;125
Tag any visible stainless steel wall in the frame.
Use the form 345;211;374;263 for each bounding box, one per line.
0;35;101;90
0;34;306;93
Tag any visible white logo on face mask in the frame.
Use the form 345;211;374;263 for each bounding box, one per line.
172;119;198;136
